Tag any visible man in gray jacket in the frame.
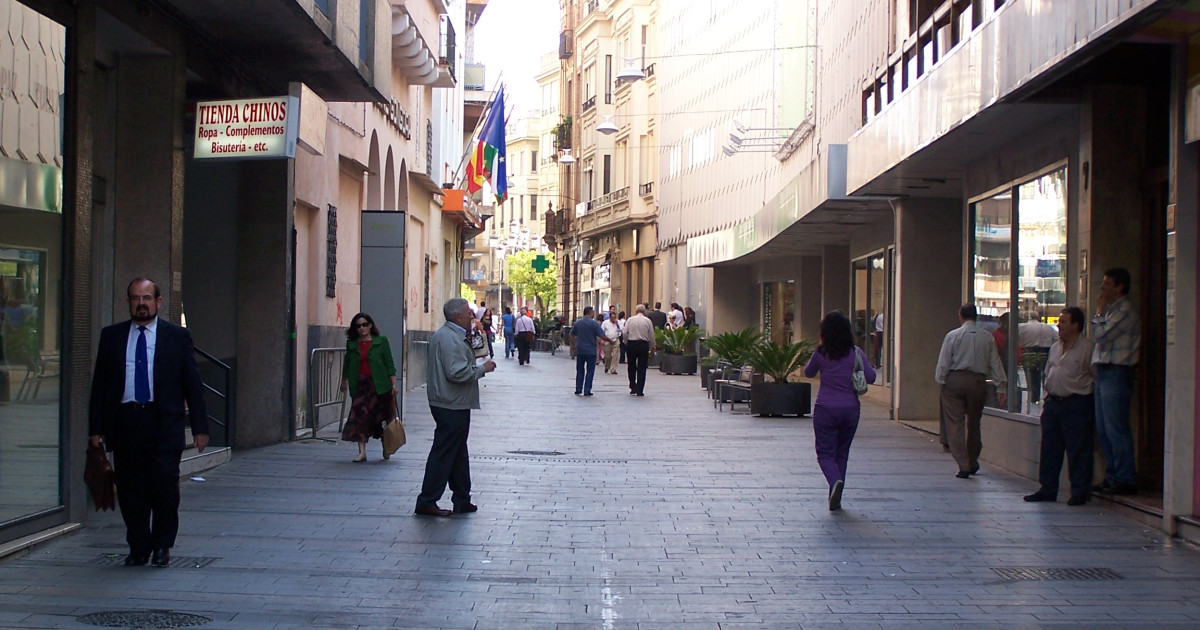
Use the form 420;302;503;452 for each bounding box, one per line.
416;298;496;517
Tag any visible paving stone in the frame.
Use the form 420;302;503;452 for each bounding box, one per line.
3;352;1200;627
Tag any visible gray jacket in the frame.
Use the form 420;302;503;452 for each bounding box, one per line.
427;322;487;409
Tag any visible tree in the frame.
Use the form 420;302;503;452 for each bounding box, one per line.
459;282;474;301
506;250;557;313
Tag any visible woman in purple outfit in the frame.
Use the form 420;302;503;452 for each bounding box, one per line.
803;311;876;511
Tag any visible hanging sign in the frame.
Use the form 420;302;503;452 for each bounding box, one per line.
193;96;300;159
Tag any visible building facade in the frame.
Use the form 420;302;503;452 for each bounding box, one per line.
666;0;1200;542
0;0;393;549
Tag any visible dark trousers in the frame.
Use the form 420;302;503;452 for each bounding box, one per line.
626;340;650;394
619;341;627;364
515;334;532;364
812;403;861;488
576;352;597;394
417;406;472;509
1037;393;1095;499
113;404;183;553
940;370;987;473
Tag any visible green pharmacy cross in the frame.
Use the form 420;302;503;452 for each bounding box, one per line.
531;255;550;273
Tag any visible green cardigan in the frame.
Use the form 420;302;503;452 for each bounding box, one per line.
343;334;397;396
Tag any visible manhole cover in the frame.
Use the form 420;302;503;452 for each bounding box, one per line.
91;554;219;568
507;450;565;456
992;567;1122;581
76;610;211;628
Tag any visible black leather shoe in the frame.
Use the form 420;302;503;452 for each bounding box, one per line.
1023;492;1055;502
452;503;478;514
415;506;453;517
150;548;170;568
1067;495;1090;506
955;471;971;479
1092;482;1113;493
1111;483;1138;495
124;552;149;567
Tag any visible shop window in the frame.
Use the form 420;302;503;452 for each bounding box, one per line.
763;281;795;346
971;166;1068;415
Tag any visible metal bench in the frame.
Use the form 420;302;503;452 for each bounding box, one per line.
714;366;755;411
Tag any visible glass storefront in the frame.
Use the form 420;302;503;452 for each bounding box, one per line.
852;250;891;385
762;280;794;346
0;1;65;526
971;166;1068;415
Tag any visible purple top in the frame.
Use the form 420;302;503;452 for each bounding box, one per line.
803;346;877;408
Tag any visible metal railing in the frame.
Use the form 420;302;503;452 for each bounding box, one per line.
193;347;233;448
639;181;653;196
583;95;596;111
307;347;347;438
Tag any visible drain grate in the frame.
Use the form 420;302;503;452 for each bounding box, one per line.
992;567;1122;581
77;610;211;628
507;450;565;456
92;554;219;569
479;455;627;464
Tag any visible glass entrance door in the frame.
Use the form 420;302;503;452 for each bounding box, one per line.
853;250;892;385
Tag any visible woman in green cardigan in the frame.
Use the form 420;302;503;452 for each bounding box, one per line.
339;312;398;462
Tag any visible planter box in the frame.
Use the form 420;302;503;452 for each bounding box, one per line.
658;353;697;375
749;381;811;417
700;364;716;389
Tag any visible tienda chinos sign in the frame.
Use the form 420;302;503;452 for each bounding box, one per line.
193;96;300;159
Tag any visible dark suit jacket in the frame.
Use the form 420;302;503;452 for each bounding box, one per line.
88;318;209;452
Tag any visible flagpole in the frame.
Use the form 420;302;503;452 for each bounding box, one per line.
452;74;505;187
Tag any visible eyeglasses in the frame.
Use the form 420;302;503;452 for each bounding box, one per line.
355;322;371;329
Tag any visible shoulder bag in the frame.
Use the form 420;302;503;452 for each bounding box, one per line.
851;348;869;396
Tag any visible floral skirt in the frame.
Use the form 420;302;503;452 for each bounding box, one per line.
341;374;391;443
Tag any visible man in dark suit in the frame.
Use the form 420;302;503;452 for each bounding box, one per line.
88;278;208;568
646;302;668;330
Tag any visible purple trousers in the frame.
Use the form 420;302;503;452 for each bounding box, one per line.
812;403;861;488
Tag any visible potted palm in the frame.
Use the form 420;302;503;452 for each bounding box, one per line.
701;327;765;390
745;339;816;416
655;326;704;375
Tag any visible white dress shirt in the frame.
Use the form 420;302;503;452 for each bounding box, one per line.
934;320;1007;386
123;318;158;403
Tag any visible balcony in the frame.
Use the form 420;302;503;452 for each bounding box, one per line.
639;181;653;197
392;5;441;85
576;187;654;238
583;95;596;112
559;30;574;59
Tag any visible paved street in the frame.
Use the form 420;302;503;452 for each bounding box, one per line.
4;350;1200;629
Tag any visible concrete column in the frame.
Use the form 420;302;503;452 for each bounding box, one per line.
822;245;850;316
235;159;296;448
799;255;823;341
711;266;755;333
894;198;963;421
113;54;183;319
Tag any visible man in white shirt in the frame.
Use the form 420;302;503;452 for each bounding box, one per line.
668;303;685;329
601;306;622;374
1024;306;1095;506
935;304;1007;479
513;309;536;366
622;305;656;396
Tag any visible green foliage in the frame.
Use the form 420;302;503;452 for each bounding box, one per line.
703;327;766;367
746;339;817;384
654;325;705;356
552;115;573;150
506;250;558;312
459;282;474;301
535;310;558;335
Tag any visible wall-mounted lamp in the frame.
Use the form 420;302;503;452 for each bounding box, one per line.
616;58;646;82
596;115;618;135
558;149;576;164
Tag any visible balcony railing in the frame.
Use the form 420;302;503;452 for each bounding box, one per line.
644;63;655;78
583;95;596;112
584;186;629;214
639;181;653;196
586;0;600;14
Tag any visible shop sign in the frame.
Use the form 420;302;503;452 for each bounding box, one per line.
194;96;300;160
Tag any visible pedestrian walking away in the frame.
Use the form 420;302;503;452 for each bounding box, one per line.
513;308;536;365
1024;306;1095;506
88;277;209;569
500;306;515;359
647;302;668;330
570;306;607;395
416;298;496;517
804;311;876;511
339;312;398;463
934;303;1007;479
1090;267;1141;496
622;304;655;396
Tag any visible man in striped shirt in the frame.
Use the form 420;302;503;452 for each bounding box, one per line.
1091;268;1141;496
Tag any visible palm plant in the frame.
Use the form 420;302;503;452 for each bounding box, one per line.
746;339;817;383
703;327;766;367
654;325;705;355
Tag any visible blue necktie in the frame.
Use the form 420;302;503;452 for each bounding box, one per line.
135;326;150;404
